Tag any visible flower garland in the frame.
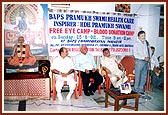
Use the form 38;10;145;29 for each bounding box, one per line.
16;43;26;63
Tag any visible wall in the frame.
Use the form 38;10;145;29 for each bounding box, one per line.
135;4;164;57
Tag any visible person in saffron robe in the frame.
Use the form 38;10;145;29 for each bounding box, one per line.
8;36;36;67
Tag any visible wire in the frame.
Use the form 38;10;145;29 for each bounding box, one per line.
4;99;149;109
27;102;104;109
135;4;143;14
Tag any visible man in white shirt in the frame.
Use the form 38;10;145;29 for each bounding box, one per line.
51;47;76;101
133;30;151;95
100;48;128;88
150;46;160;71
74;45;103;96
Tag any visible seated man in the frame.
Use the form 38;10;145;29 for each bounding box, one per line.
100;48;128;88
51;47;76;101
74;45;103;96
8;36;36;67
149;46;160;91
150;47;164;91
156;55;164;89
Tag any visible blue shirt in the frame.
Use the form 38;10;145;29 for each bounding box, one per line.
74;53;96;72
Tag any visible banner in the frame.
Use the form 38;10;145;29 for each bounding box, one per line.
48;9;137;56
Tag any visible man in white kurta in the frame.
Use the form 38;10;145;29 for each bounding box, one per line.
100;48;128;88
51;47;76;101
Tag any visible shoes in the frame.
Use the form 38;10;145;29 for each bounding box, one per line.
132;90;140;94
84;90;90;96
57;93;63;101
139;92;145;96
111;87;121;95
110;84;115;89
88;89;94;95
66;92;72;100
158;84;164;90
133;90;145;96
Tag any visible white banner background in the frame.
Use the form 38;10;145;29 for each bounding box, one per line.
48;9;137;56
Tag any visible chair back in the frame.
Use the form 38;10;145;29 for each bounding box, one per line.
120;56;135;77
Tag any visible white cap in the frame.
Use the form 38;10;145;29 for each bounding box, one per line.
158;55;164;63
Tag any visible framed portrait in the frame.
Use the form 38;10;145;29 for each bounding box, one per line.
115;4;130;13
120;83;132;94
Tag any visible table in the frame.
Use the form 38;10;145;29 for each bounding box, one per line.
4;60;51;101
105;88;140;111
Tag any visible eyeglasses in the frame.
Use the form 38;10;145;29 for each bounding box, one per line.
64;51;68;53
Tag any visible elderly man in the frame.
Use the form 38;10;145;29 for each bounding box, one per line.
8;36;36;67
74;45;103;96
51;47;76;101
100;48;128;88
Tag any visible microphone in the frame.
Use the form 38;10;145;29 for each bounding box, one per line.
145;40;151;61
145;40;149;46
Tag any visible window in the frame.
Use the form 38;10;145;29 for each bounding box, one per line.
159;5;164;37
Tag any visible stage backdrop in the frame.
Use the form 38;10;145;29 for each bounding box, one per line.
48;9;137;56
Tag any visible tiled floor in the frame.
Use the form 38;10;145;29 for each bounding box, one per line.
3;88;165;113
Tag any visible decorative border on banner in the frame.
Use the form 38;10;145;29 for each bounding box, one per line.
48;8;138;17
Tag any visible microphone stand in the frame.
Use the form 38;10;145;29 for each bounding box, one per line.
141;40;152;101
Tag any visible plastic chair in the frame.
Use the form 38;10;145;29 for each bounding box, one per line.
120;56;151;91
103;56;135;89
120;56;135;83
52;71;78;100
